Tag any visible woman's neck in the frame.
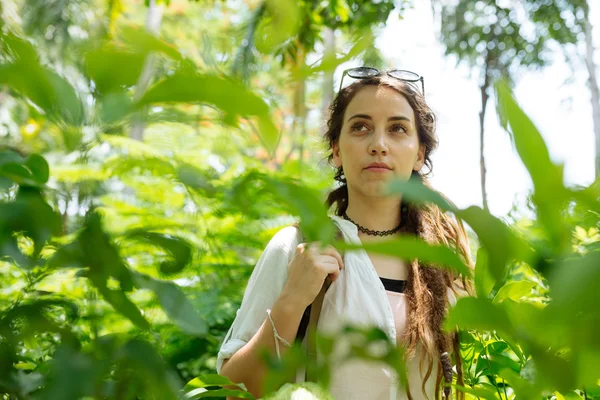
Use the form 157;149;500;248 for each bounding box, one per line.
344;190;402;238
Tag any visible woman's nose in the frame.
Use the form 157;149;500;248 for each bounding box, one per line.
368;130;388;155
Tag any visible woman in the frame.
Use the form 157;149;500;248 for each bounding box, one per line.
217;68;473;400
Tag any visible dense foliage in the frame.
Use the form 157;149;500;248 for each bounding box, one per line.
0;1;599;399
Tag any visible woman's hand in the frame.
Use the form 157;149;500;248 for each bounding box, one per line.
280;242;344;309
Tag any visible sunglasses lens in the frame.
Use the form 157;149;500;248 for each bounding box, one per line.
389;70;420;81
348;67;379;78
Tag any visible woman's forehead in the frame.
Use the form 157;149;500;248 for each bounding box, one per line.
344;85;415;121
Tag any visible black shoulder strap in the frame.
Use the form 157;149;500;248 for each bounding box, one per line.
292;222;342;343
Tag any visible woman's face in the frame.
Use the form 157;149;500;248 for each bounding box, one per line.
332;85;425;197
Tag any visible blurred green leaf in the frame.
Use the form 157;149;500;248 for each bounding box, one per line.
132;272;208;336
458;206;533;282
547;250;600;319
474;247;495;299
230;171;335;243
0;34;83;125
177;163;216;196
137;72;280;157
493;280;536;303
184;388;255;399
496;80;569;253
124;230;193;275
120;25;182;61
37;344;98;400
386;177;455;212
254;0;300;54
85;46;145;95
341;236;471;277
0;152;49;187
0;187;61;264
97;90;135;124
454;383;500;399
445;297;513;339
50;212;150;330
184;374;247;390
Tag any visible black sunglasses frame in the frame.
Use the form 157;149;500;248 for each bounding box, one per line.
338;67;425;96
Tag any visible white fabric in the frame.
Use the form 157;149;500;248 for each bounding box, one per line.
217;215;459;400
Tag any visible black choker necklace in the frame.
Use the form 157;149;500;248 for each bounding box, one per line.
342;205;408;237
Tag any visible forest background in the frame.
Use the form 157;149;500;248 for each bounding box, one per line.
1;0;599;399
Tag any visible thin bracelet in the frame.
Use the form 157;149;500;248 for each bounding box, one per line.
266;309;292;359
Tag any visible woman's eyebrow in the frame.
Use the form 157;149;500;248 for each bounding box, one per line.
347;114;412;123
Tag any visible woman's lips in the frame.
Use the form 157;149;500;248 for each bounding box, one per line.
365;167;391;172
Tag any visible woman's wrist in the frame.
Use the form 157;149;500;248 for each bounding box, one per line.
275;290;308;319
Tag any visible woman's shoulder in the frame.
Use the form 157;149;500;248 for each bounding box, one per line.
266;224;302;254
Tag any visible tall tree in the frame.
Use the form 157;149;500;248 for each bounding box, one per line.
525;0;600;179
437;1;552;210
130;0;165;141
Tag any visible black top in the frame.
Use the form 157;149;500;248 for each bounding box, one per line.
380;277;407;293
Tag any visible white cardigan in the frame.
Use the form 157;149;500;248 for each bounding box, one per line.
217;215;458;400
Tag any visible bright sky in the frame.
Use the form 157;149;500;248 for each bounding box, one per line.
339;2;598;218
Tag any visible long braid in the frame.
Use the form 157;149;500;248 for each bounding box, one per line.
453;331;465;400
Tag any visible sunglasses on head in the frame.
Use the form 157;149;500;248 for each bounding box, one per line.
338;67;425;96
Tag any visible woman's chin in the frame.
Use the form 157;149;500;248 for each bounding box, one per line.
354;181;394;198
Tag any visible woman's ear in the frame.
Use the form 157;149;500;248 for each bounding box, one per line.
413;145;425;171
332;142;342;168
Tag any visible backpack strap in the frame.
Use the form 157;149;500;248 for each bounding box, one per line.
292;221;341;382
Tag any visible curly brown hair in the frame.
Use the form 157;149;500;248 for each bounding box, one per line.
324;74;473;400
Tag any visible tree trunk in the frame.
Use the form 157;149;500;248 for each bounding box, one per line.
294;44;307;166
130;0;164;141
320;28;336;135
479;66;490;211
583;0;600;179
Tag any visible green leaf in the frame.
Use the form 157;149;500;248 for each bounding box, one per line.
254;0;300;54
547;250;600;320
0;162;41;187
124;230;193;275
454;383;500;399
115;339;179;400
44;69;84;125
132;272;208;336
177;163;216;196
50;212;150;329
183;388;255;400
85;46;145;95
474;247;495;299
97;90;135;124
0;37;83;125
94;283;150;330
37;345;97;400
137;72;280;157
445;297;513;338
495;80;569;252
340;236;471;277
457;206;533;282
386;177;455;212
297;30;375;78
0;187;62;264
493;280;535;303
120;25;182;61
23;154;50;184
184;374;246;390
1;32;38;62
230;171;335;244
476;341;521;377
334;0;351;23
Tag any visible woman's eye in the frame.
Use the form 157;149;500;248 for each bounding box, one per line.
351;123;369;132
390;124;407;133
